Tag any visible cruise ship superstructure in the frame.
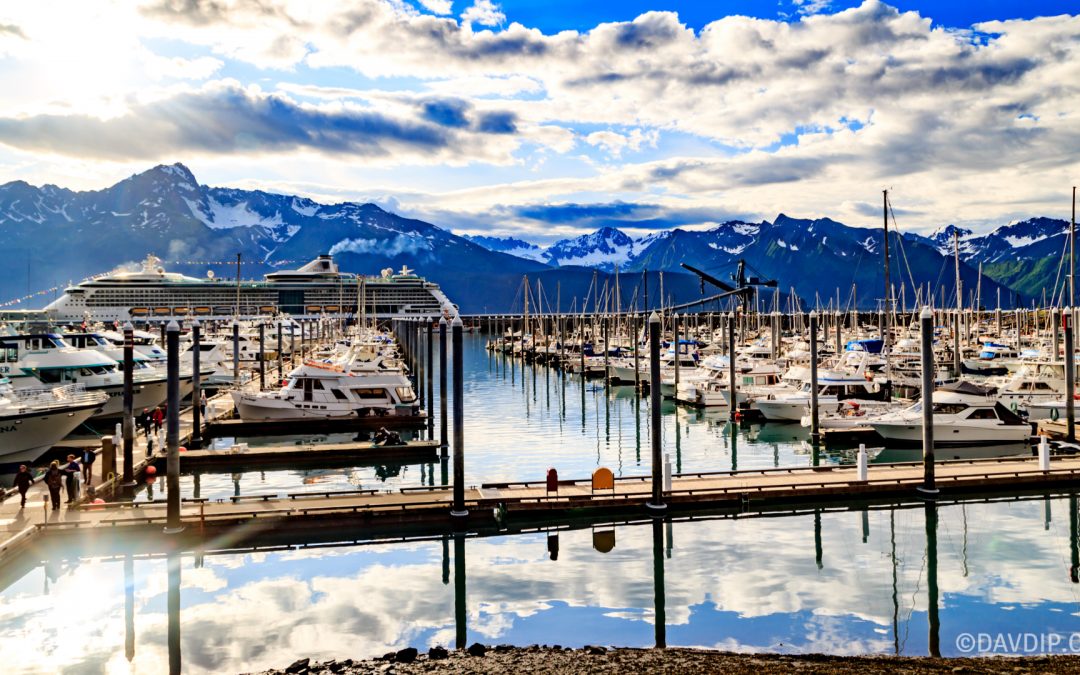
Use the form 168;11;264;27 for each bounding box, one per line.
41;255;453;323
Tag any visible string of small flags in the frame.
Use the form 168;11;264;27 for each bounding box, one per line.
0;259;307;308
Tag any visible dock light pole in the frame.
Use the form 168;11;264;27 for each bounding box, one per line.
451;316;468;519
439;316;448;457
727;312;737;421
1066;309;1076;442
809;311;820;443
918;306;938;496
165;320;184;533
121;322;136;486
646;311;666;513
190;320;202;450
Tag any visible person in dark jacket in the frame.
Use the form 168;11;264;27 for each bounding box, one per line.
82;447;96;485
140;408;152;437
44;461;63;510
14;465;34;508
63;454;80;503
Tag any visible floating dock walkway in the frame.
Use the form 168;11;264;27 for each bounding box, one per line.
174;439;440;470
5;454;1080;571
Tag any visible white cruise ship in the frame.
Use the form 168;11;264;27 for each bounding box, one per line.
40;255;453;323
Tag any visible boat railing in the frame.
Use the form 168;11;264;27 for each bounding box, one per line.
11;383;105;407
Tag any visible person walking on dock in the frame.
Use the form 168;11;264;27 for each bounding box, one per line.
63;454;80;504
200;390;208;420
140;408;152;438
81;446;95;486
152;407;164;433
14;465;34;508
44;461;63;510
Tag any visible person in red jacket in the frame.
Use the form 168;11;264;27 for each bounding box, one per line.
152;407;164;433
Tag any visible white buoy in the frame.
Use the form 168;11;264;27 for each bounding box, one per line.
663;452;672;493
857;443;868;482
115;422;122;442
1039;435;1050;472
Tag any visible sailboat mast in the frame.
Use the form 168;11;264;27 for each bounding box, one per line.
882;190;891;351
954;229;962;314
1072;185;1077;308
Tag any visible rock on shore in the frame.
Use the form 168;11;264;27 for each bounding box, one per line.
250;646;1080;674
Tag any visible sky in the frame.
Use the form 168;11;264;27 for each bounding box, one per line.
0;0;1077;244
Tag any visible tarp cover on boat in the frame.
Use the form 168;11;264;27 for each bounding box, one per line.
993;402;1026;425
940;380;999;396
845;338;883;354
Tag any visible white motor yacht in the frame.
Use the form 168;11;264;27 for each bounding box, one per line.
231;346;418;420
0;379;108;463
0;332;168;418
869;390;1030;447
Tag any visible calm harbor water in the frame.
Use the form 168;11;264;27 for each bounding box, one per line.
3;333;1076;672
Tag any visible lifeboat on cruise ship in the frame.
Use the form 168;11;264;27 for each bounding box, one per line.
305;305;322;313
130;308;149;317
193;307;212;315
213;306;232;315
259;305;276;314
174;307;190;315
323;305;339;312
153;307;171;316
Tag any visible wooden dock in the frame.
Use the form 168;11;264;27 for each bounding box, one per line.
204;413;428;438
5;454;1080;568
175;440;440;470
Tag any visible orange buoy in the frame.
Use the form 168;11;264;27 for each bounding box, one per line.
145;465;157;476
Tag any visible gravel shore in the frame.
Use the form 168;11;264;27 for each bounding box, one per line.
250;645;1080;675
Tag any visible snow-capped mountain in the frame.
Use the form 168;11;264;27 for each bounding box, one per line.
461;234;546;262
0;162;552;312
911;218;1070;265
541;226;637;270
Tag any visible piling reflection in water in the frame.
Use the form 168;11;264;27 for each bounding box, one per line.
4;496;1080;671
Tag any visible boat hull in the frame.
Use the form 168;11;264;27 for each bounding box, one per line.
869;420;1030;447
0;401;103;464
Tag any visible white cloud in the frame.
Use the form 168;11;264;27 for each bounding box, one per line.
0;1;1077;235
418;0;453;15
460;0;505;27
584;128;660;157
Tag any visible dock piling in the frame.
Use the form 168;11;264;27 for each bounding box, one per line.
451;316;467;519
165;320;184;533
919;306;938;496
809;311;820;442
646;311;666;513
728;312;736;421
191;320;202;450
121;322;135;486
1067;309;1076;441
439;317;448;456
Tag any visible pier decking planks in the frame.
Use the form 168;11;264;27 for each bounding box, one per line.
5;455;1080;559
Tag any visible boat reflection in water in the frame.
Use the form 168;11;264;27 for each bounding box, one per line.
872;443;1031;464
